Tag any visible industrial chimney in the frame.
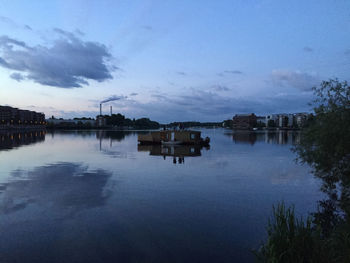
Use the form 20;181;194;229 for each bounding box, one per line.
100;103;102;116
110;106;112;116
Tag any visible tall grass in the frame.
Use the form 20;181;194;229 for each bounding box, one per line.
254;203;330;263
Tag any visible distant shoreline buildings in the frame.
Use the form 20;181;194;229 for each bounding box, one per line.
0;106;45;128
232;112;310;130
0;104;310;131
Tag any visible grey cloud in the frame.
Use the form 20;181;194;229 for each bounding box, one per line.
58;88;312;122
218;70;243;77
131;89;311;122
0;30;114;88
176;71;187;76
303;46;313;52
74;29;85;36
151;94;168;100
224;70;242;74
10;72;25;81
212;85;231;92
0;16;32;31
129;92;138;96
142;25;153;30
270;70;319;91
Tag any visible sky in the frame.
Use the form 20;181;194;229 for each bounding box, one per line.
0;0;349;122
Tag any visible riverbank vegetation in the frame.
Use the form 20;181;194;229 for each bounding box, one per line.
255;79;350;262
46;113;160;130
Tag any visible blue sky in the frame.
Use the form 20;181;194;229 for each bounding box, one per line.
0;0;349;122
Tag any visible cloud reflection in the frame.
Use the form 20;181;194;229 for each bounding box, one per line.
0;162;113;215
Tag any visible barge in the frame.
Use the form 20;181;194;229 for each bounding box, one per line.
138;130;210;146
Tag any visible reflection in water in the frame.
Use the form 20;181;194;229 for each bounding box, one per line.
96;130;135;150
0;162;114;263
138;144;208;164
0;130;45;150
0;162;112;215
225;131;301;145
0;129;319;263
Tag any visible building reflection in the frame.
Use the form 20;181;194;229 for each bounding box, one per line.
138;144;208;164
0;130;45;151
96;130;135;142
225;131;301;145
96;130;135;150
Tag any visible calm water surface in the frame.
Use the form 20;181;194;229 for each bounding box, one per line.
0;129;323;263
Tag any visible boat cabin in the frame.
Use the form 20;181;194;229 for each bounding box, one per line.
138;130;208;145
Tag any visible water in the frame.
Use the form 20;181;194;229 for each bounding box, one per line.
0;129;323;263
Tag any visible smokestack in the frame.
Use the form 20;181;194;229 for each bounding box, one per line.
110;106;112;116
100;103;102;116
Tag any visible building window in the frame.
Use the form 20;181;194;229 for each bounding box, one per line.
190;133;195;140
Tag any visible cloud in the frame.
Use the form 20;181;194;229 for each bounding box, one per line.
218;70;243;77
129;92;138;96
223;70;242;74
0;16;32;31
141;25;152;30
117;88;312;122
10;72;24;81
49;87;313;122
270;70;319;91
101;95;127;104
176;71;187;76
212;85;231;92
303;46;313;52
0;29;114;88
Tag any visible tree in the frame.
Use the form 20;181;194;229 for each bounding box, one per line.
267;119;275;127
256;79;350;262
223;119;233;128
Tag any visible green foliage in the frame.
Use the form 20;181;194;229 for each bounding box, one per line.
267;119;276;128
223;119;233;128
134;118;159;129
256;203;329;263
297;80;349;170
104;114;160;129
167;121;222;128
256;121;266;128
256;79;350;262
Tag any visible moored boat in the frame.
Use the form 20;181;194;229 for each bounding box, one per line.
138;130;210;146
161;140;183;145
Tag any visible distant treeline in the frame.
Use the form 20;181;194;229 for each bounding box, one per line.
104;114;160;129
46;113;160;130
165;121;222;128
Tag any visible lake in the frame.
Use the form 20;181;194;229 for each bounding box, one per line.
0;129;323;263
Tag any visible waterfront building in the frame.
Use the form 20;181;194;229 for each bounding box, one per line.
256;116;267;126
266;114;279;127
46;118;95;126
96;116;106;127
0;106;45;125
294;112;309;127
232;113;257;130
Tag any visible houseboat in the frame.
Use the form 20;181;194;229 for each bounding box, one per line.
138;130;210;146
